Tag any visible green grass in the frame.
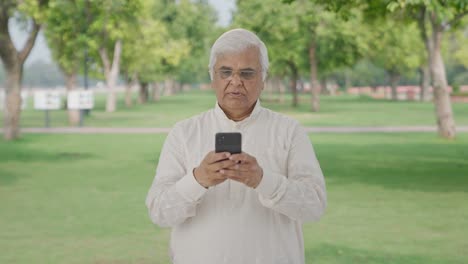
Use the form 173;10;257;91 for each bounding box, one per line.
1;133;467;263
6;89;468;128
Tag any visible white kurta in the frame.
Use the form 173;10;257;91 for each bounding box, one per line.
146;101;327;264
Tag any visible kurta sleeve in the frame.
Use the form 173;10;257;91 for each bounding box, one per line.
255;124;327;222
145;124;208;227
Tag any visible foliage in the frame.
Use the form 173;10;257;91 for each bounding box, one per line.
5;0;467;89
16;0;50;23
366;19;423;78
234;0;307;77
120;0;190;84
151;0;219;84
80;0;142;78
44;0;87;76
447;23;468;69
305;7;368;77
234;0;367;79
170;0;219;84
348;59;388;87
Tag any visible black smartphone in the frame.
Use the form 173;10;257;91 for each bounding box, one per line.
215;132;242;154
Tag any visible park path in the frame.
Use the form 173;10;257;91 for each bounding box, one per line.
12;126;468;134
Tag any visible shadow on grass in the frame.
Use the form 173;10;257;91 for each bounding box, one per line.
0;145;95;163
0;138;95;185
306;243;460;264
315;140;468;193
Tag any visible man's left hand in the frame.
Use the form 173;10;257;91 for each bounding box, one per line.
220;152;263;188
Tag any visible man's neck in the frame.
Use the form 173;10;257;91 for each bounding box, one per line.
220;103;256;122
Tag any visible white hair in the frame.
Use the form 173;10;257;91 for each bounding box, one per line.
208;28;269;81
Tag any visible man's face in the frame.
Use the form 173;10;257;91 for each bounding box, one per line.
212;47;264;117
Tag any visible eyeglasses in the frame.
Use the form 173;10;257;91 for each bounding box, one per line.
215;69;258;81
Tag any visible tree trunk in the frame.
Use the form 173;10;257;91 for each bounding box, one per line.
64;72;80;126
266;78;273;101
182;83;191;92
99;39;122;113
3;65;22;139
329;79;338;96
309;41;320;112
124;73;136;108
152;82;160;102
430;26;456;139
320;78;327;95
106;89;116;112
419;64;431;101
124;81;133;108
288;62;299;107
278;77;285;103
0;15;41;140
389;71;400;101
164;78;174;96
139;82;149;104
344;69;351;92
417;8;455;138
174;81;181;94
271;77;280;102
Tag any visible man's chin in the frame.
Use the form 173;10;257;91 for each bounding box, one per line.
220;100;247;110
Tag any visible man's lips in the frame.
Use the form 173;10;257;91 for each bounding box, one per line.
226;91;244;97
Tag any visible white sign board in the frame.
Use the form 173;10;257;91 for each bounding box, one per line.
34;90;62;110
67;90;94;110
0;90;28;110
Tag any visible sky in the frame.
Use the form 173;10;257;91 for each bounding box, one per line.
9;0;235;66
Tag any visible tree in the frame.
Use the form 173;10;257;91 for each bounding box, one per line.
311;0;468;138
120;0;190;105
302;5;367;109
392;0;467;139
0;0;49;140
367;19;422;100
44;0;87;125
86;0;142;112
234;0;307;107
149;0;217;95
167;0;219;86
235;0;367;110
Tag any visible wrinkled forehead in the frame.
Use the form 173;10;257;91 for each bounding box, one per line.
214;47;261;69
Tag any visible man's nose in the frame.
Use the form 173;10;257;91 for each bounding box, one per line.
229;72;243;86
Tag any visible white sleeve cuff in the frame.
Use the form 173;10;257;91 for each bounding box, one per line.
175;171;208;202
255;169;283;199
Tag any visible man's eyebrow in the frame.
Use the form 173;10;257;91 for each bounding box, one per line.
218;66;256;71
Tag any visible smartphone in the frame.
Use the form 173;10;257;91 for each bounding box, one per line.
215;132;242;154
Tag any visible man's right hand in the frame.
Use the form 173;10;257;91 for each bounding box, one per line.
193;151;236;188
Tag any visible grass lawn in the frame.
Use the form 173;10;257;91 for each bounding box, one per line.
6;89;468;128
1;133;467;263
